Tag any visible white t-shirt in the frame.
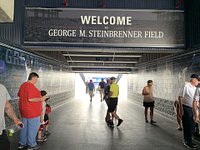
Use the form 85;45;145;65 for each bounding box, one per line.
179;82;196;108
0;84;11;131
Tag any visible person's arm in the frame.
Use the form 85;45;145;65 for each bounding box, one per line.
98;82;101;90
29;96;47;102
178;96;183;117
193;88;200;123
93;84;95;92
40;102;46;123
4;100;22;125
178;85;185;117
109;85;113;96
142;87;149;95
193;100;199;123
109;91;113;96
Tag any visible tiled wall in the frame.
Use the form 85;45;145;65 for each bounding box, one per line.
0;43;75;127
128;49;200;120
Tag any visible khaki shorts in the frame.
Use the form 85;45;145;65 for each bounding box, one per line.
89;91;93;96
99;88;104;94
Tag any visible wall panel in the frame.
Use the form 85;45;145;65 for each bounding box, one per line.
0;42;75;127
128;49;200;120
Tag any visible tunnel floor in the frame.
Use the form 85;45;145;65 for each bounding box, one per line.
10;94;196;150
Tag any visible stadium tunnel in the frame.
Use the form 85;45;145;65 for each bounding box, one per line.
1;0;200;150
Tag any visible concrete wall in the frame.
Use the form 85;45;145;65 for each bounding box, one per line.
0;42;75;127
128;49;200;120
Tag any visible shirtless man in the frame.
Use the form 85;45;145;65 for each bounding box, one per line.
142;80;156;124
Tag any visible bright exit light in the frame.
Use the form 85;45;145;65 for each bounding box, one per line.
75;73;127;101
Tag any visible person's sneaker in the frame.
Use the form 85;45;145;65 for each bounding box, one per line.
145;120;149;123
105;118;109;122
18;144;28;149
177;127;183;131
192;143;198;148
43;136;47;141
27;144;40;150
105;119;110;123
45;131;51;136
184;143;197;149
37;136;47;142
107;120;114;128
150;120;156;124
117;119;123;127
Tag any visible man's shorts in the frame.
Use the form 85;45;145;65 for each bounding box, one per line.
44;114;49;125
89;91;93;96
108;97;118;112
99;88;104;94
143;101;155;108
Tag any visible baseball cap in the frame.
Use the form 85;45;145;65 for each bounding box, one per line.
110;77;116;80
191;74;200;81
147;80;153;83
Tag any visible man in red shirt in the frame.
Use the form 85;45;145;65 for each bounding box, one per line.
18;72;47;150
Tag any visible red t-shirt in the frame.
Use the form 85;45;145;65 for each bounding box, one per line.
18;82;42;118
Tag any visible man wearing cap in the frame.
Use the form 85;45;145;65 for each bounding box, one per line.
108;77;123;127
179;74;200;149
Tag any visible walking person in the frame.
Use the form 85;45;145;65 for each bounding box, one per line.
99;78;105;102
88;80;95;102
142;80;156;124
104;78;111;123
108;77;123;127
0;84;22;150
18;72;47;150
179;74;199;149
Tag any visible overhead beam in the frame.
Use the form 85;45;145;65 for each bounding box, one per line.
24;46;183;53
63;54;142;58
69;65;137;69
73;70;132;74
67;60;138;64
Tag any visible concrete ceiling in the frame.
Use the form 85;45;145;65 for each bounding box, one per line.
25;46;183;74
